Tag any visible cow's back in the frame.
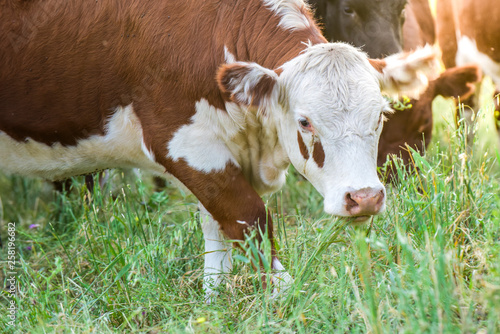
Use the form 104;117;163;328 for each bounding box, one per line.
437;0;500;66
1;1;130;145
0;0;228;179
0;1;224;147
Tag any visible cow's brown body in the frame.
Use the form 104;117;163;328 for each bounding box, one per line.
1;0;321;236
1;1;318;147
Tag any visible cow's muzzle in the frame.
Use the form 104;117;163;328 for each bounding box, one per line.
344;187;385;220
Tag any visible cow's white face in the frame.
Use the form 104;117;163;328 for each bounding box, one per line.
277;44;389;219
218;43;437;222
275;43;390;220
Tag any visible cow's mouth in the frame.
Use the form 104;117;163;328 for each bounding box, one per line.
350;215;371;225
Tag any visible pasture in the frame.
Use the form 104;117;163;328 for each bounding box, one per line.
1;86;500;332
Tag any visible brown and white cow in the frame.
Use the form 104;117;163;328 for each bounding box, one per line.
0;0;436;299
378;64;481;171
437;0;500;142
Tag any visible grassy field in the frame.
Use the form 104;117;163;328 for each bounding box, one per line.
1;87;500;333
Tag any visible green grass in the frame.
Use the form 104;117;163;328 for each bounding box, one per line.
1;89;500;333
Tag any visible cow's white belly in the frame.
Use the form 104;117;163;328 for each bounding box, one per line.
457;36;500;87
0;105;165;181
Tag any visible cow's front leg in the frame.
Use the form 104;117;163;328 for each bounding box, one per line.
165;160;292;298
270;255;293;297
199;204;232;302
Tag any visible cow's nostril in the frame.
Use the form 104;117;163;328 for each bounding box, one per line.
376;190;385;206
345;192;359;212
344;188;385;216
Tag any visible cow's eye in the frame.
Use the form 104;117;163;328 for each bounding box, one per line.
343;7;355;15
299;117;312;130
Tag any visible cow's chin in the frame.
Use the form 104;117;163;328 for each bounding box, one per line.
323;202;374;226
348;215;372;226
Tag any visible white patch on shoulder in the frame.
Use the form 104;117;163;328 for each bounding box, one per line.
167;99;242;173
167;95;288;193
0;105;165;180
263;0;311;31
456;36;500;86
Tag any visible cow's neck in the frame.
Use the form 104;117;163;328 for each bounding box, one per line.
221;0;326;70
216;1;326;194
220;105;286;195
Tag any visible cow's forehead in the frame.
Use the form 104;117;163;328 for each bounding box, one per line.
281;43;369;75
280;43;384;115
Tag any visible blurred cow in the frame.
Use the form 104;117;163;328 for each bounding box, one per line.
437;0;500;143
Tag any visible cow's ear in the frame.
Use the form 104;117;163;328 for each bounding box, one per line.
370;45;440;97
432;65;482;100
217;62;278;107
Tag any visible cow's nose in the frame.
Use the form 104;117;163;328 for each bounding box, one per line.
344;188;385;217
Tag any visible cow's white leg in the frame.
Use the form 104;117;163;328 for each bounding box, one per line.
199;204;232;303
271;257;293;297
